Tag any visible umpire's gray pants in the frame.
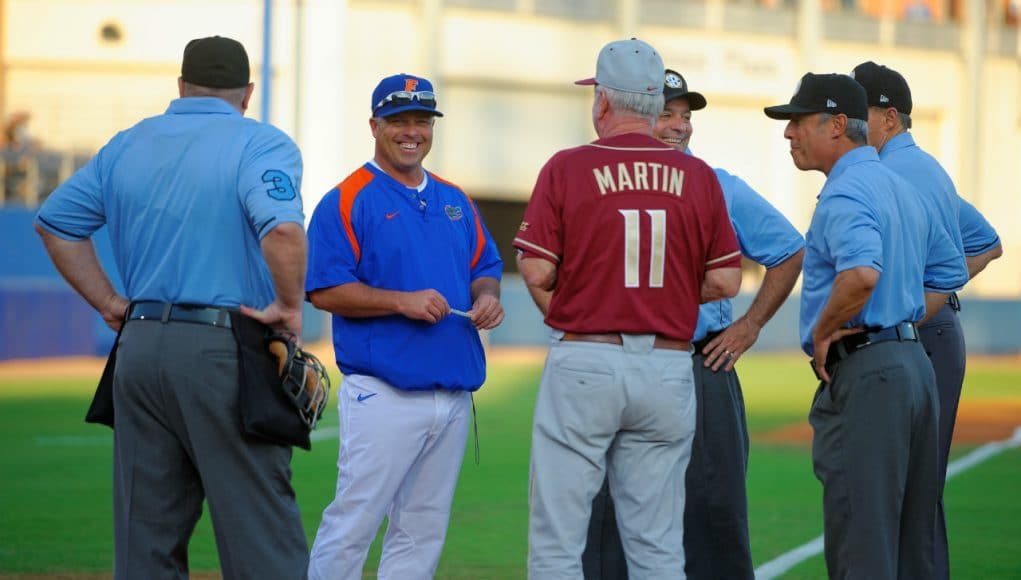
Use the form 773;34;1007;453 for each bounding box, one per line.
919;302;966;580
528;335;695;580
810;340;939;580
681;355;752;580
112;320;308;580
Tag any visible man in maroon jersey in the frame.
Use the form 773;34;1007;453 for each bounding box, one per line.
514;38;742;579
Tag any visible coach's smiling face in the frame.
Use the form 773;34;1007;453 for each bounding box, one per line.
654;97;693;151
371;110;435;183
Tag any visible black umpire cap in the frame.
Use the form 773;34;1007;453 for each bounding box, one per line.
663;69;707;110
763;73;868;121
181;36;250;89
851;61;913;115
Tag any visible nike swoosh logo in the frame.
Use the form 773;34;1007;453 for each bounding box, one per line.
356;393;377;402
386;211;399;220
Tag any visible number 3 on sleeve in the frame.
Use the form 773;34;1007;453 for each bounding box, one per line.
262;169;297;201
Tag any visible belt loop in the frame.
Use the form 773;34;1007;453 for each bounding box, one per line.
948;293;961;312
622;334;655;354
835;339;849;361
216;309;228;327
161;303;172;324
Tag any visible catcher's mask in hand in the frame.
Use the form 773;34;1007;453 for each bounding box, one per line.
267;335;331;429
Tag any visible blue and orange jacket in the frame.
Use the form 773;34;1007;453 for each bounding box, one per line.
306;163;502;391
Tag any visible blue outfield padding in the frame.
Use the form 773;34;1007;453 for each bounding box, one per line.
1;208;330;359
1;208;123;359
0;279;96;359
3;209;1017;358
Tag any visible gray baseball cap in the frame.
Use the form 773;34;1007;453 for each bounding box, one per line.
575;38;664;95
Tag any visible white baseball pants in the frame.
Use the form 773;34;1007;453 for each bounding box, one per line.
308;374;471;580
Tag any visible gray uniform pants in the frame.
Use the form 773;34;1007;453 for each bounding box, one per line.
918;302;966;580
112;320;308;580
810;340;939;580
528;336;695;580
581;351;753;580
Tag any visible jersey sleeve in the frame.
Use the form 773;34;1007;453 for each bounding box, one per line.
818;193;884;274
238;126;305;239
923;217;968;293
958;197;1001;256
469;200;504;281
512;157;563;264
724;173;805;268
35;142;111;240
703;167;741;270
305;188;360;293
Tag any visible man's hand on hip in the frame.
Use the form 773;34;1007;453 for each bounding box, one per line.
701;316;762;372
242;300;303;344
101;294;131;333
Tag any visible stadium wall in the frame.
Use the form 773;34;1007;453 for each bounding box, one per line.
2;208;1017;359
0;208;326;360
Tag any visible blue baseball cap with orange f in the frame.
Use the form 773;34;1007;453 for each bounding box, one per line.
371;74;444;118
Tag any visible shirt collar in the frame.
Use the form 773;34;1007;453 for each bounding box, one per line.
592;132;672;149
166;97;242;116
825;145;879;187
365;160;429;192
878;131;915;159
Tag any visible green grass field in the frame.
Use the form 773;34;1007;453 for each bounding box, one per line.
1;352;1019;578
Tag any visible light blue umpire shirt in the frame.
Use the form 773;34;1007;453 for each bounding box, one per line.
35;97;304;309
958;197;1001;257
878;132;964;258
800;145;968;356
692;164;805;342
878;131;1002;266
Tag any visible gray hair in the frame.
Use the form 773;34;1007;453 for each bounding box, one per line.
181;81;248;108
845;118;869;145
598;85;664;120
897;112;912;130
820;113;869;145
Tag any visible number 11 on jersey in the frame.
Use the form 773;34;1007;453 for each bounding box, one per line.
619;209;666;289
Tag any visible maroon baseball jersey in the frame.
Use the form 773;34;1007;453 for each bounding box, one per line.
513;132;740;340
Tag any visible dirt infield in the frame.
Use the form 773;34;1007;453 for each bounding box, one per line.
0;356;105;382
758;397;1021;445
2;350;1015;446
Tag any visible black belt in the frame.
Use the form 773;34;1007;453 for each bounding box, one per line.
127;301;233;329
692;329;724;355
823;321;918;373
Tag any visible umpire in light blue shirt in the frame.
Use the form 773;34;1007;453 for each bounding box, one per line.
34;36;309;579
852;60;1003;580
764;73;968;580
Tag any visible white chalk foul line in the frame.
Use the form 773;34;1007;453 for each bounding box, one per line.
754;425;1021;580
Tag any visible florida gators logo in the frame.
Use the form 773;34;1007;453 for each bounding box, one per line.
444;205;463;221
404;78;419;91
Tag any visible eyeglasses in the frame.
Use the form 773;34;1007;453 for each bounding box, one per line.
373;90;437;112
